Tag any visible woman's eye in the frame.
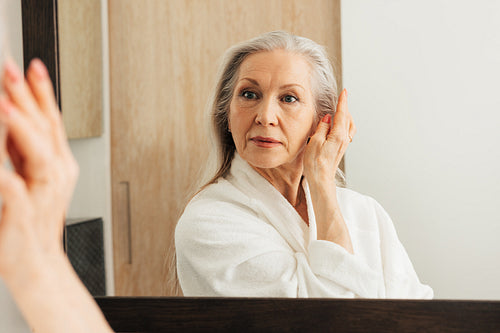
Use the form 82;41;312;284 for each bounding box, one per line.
242;91;258;99
282;95;298;103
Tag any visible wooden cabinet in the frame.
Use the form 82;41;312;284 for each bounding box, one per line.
21;0;103;139
58;0;103;138
109;0;342;296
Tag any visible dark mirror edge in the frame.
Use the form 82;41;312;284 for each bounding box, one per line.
95;297;500;332
21;0;60;108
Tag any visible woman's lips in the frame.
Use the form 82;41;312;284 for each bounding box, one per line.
250;136;282;148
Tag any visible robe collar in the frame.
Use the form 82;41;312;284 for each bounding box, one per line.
228;154;317;254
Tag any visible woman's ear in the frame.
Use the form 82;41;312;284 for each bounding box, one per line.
309;113;322;135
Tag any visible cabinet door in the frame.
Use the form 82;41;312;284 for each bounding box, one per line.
109;0;342;296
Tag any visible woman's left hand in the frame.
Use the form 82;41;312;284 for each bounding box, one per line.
303;88;355;185
303;88;356;253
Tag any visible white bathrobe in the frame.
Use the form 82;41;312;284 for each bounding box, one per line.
175;154;433;298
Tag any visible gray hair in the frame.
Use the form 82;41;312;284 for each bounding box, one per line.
203;30;345;188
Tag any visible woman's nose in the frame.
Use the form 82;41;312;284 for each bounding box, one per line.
255;98;278;126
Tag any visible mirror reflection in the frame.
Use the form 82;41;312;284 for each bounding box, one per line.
175;32;432;298
63;0;500;299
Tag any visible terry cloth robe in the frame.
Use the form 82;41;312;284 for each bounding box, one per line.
175;154;433;298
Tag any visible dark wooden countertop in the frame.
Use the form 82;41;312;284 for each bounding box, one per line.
96;297;500;332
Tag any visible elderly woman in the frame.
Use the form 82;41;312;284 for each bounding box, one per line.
175;31;432;298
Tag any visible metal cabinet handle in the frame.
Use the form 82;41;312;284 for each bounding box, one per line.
120;181;133;264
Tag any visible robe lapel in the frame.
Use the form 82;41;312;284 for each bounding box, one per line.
229;155;309;254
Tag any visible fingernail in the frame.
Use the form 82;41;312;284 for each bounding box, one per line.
345;88;348;97
4;57;21;83
30;58;48;79
322;114;331;123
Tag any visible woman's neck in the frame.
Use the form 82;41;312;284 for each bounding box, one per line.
252;161;304;207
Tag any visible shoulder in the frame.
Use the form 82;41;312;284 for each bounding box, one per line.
336;187;381;213
175;178;272;243
335;187;391;231
180;178;256;221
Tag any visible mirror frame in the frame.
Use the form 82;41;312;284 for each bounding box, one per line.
96;297;500;332
21;0;60;108
21;2;500;331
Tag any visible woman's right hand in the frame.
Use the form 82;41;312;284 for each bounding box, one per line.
0;58;113;333
0;58;78;278
303;89;356;253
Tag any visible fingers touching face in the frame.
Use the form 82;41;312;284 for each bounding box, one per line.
326;89;355;145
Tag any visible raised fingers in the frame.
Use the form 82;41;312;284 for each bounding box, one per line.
309;113;331;144
2;58;45;126
348;114;356;143
26;59;61;121
25;59;68;153
327;89;352;144
0;95;47;169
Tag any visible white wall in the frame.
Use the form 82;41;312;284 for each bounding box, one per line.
342;0;500;299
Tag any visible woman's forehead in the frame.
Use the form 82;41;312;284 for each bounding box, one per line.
237;50;312;88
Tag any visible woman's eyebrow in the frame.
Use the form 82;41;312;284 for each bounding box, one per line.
280;83;305;91
238;78;305;91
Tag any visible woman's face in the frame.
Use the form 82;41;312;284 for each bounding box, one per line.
228;50;316;170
